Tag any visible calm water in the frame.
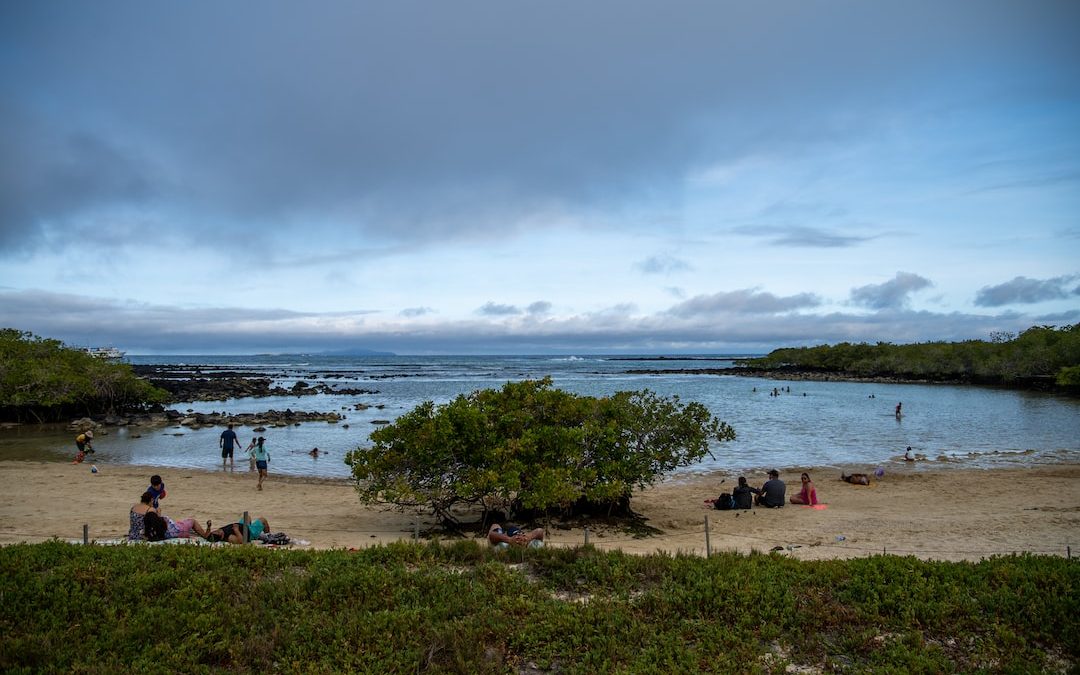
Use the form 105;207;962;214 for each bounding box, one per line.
2;354;1078;479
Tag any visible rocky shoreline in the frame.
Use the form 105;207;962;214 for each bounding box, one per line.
131;364;379;402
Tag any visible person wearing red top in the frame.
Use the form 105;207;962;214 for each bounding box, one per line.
790;472;819;505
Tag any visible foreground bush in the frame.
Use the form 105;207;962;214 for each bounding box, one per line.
0;542;1075;673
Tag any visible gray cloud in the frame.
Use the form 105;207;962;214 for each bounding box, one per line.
1;288;1060;355
400;307;435;318
477;302;521;316
635;254;691;275
733;225;875;248
974;275;1080;307
5;2;1076;255
850;272;932;310
527;301;552;316
667;289;822;318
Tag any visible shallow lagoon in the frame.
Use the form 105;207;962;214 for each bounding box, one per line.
2;354;1078;478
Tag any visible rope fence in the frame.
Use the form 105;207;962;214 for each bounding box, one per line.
1;514;1074;560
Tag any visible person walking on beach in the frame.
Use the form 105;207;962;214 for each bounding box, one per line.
220;423;239;470
252;436;270;490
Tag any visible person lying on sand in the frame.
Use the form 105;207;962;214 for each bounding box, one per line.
487;523;545;548
841;472;870;486
205;517;271;544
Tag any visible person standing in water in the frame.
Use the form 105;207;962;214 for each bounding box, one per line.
895;402;903;419
252;437;270;490
219;423;239;470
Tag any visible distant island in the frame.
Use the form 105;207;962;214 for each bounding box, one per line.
315;348;397;357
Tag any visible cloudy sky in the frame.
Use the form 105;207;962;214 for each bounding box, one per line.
2;1;1078;354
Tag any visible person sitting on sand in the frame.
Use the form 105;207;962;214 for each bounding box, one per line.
128;491;157;540
789;472;819;505
753;470;786;508
732;476;754;510
205;517;271;544
841;472;870;485
487;523;545;548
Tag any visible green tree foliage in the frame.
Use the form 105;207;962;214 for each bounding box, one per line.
344;378;735;523
746;324;1080;386
0;328;167;422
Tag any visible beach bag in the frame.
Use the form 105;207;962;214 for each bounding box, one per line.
714;493;734;510
258;532;291;546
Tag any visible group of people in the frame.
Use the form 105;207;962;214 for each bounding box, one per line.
716;469;820;509
126;472;271;544
220;424;271;489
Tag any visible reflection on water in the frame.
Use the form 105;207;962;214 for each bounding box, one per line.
2;355;1078;478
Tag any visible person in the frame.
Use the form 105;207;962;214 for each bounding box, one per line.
253;437;270;490
143;511;211;542
895;402;903;418
73;430;94;464
753;470;786;508
841;472;870;485
308;447;320;458
487;523;545;548
904;446;915;461
220;423;239;470
732;476;754;510
244;436;257;471
205;516;270;544
128;491;157;540
147;474;167;509
789;472;819;505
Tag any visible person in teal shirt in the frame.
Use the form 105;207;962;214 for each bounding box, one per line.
253;436;270;490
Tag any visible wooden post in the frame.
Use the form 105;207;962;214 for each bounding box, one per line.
83;524;89;545
242;511;250;543
704;515;711;558
414;516;419;542
1068;546;1071;560
584;527;589;546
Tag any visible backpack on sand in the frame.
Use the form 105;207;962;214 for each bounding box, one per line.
714;493;734;510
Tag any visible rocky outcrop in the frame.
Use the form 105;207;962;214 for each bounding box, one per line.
131;365;378;403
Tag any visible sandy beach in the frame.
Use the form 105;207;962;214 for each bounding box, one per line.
1;459;1077;561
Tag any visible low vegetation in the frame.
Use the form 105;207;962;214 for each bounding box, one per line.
0;542;1075;673
745;324;1080;389
0;328;168;422
345;378;735;524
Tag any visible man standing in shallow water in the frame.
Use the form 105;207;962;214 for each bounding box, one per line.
220;423;239;470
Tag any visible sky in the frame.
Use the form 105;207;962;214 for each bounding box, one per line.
1;1;1078;355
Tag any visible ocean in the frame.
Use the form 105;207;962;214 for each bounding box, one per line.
3;354;1078;479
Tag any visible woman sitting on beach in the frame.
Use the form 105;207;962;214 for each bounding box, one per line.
205;517;271;544
789;472;819;505
128;491;157;540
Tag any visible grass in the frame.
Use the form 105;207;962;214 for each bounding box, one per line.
0;541;1076;673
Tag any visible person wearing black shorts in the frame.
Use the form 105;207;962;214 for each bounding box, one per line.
220;423;239;470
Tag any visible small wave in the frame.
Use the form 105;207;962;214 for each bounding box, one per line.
550;356;584;362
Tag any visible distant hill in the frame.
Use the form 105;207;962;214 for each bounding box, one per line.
317;348;397;357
